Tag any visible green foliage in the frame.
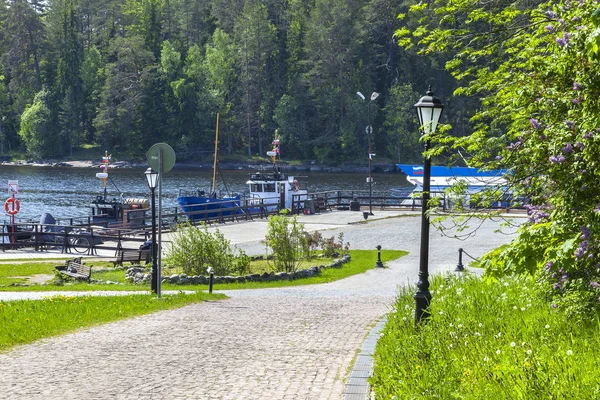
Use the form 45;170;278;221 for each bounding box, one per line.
264;213;308;272
371;274;600;398
18;89;57;158
165;222;250;276
320;232;349;258
400;0;600;314
0;292;224;352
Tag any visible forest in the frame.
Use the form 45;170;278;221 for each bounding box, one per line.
0;0;467;164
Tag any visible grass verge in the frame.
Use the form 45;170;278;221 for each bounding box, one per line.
0;291;225;352
370;273;600;398
0;249;407;291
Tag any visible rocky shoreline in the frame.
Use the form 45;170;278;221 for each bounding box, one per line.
0;158;401;174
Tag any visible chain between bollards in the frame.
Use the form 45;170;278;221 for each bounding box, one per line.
375;245;384;268
456;248;464;272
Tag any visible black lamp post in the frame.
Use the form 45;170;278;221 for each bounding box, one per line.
145;167;159;294
357;91;379;215
413;86;444;325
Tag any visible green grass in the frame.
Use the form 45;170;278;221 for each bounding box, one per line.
0;291;226;352
0;250;407;291
371;274;600;399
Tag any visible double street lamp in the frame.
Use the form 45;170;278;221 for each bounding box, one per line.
413;86;444;325
145;167;159;294
357;91;379;215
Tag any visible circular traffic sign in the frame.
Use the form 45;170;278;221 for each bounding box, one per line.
365;125;373;135
147;143;176;173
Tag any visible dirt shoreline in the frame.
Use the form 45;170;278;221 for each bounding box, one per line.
1;159;400;174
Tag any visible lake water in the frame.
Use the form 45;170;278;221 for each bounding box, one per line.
0;165;410;222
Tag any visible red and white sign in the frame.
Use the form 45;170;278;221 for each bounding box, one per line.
8;180;18;196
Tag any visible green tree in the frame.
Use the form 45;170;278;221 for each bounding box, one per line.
19;89;55;158
47;0;85;156
303;0;362;163
1;0;45;117
234;0;277;157
93;36;156;155
383;83;420;163
81;46;103;143
204;29;237;154
400;0;600;315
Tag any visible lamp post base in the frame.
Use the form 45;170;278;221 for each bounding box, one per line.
414;290;432;325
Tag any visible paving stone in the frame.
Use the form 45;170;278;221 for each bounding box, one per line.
0;215;517;399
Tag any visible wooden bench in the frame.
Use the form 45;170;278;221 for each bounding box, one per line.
111;248;151;267
55;258;92;281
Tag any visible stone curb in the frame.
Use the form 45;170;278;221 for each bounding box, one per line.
343;315;388;399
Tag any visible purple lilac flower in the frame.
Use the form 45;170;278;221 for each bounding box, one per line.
592;281;600;289
551;303;557;309
572;16;581;22
584;131;594;139
557;155;565;162
530;118;541;129
525;204;551;223
581;226;590;240
546;11;557;18
576;241;588;260
566;120;575;129
555;37;566;46
575;142;584;150
545;261;554;271
545;25;555;32
573;98;580;104
573;81;581;90
562;143;573;154
594;204;600;213
553;283;562;290
549;156;558;163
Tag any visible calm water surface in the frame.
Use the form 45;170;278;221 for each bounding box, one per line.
0;165;409;222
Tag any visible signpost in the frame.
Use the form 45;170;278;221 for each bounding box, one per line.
6;180;19;244
146;143;176;298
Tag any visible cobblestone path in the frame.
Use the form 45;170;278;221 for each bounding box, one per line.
0;215;520;399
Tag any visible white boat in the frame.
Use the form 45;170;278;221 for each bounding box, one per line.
396;164;510;208
246;145;308;212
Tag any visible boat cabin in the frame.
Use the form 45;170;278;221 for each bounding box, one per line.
246;170;307;211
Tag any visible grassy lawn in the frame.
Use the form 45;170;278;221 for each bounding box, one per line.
0;291;225;352
0;249;406;352
0;249;407;292
371;273;600;399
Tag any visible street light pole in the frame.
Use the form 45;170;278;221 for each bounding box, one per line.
358;91;379;215
145;168;159;294
413;86;444;325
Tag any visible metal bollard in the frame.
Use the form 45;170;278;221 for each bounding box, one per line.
207;266;214;294
455;248;464;272
375;245;384;268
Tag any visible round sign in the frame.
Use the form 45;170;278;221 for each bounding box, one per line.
147;143;176;173
365;125;373;135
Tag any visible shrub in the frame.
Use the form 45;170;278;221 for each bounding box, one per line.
320;232;349;258
165;222;250;276
264;213;309;272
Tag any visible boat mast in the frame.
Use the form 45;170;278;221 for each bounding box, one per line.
211;112;220;195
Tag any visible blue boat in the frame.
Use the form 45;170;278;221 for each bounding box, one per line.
176;190;241;221
397;164;507;191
